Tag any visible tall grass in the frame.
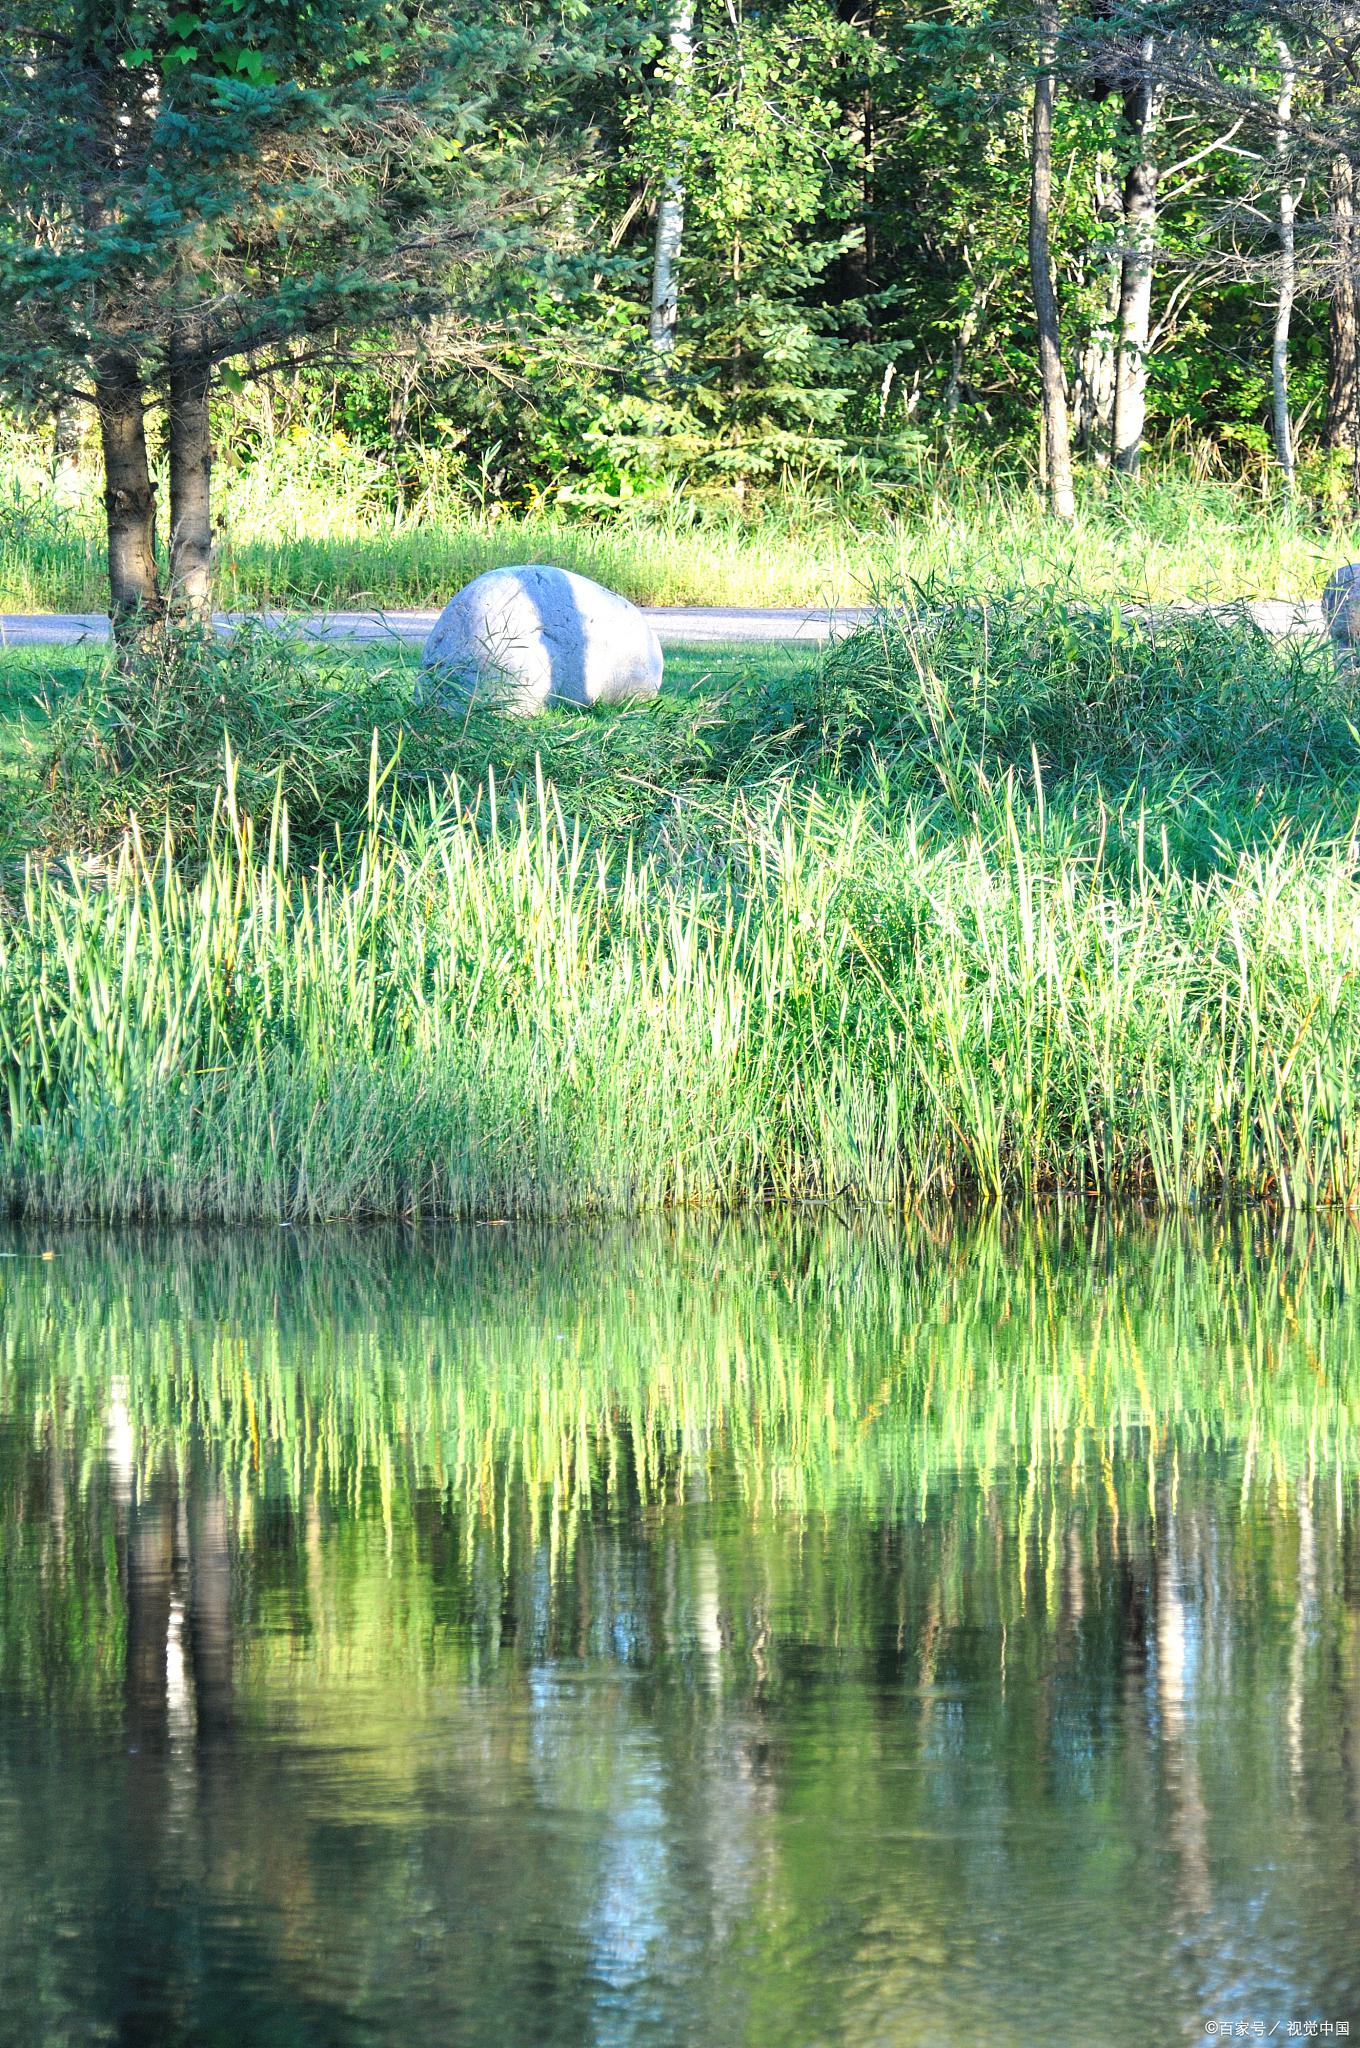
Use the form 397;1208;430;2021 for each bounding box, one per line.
5;759;1360;1218
2;424;1358;610
5;596;1360;1220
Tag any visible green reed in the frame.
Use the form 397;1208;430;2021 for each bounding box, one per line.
5;746;1360;1217
5;597;1360;1219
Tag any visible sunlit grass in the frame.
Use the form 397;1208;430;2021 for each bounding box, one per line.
1;429;1354;611
5;759;1360;1217
4;596;1360;1220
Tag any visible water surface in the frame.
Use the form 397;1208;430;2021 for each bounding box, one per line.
1;1215;1358;2045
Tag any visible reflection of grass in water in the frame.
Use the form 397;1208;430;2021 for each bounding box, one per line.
1;1212;1357;1720
1;1242;1354;2048
5;1212;1358;1526
5;1214;1358;2048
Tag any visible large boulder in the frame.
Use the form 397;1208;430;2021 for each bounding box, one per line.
1323;563;1360;644
418;565;663;714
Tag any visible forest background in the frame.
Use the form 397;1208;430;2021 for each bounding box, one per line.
5;0;1360;618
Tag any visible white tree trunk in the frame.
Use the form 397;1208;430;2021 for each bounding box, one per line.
1272;36;1297;491
1073;157;1121;462
649;1;695;354
1112;39;1164;477
1029;0;1076;521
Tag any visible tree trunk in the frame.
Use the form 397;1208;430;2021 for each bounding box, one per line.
1111;40;1163;477
1029;0;1076;521
1073;157;1121;463
168;337;214;619
1271;38;1297;493
1074;288;1119;463
833;0;877;332
648;1;695;355
94;355;161;635
1326;152;1360;466
52;402;82;494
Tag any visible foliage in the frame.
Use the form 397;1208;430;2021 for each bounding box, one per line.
0;0;556;410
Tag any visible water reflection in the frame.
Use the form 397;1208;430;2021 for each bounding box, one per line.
0;1213;1358;2045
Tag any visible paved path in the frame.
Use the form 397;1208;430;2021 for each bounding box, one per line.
0;604;876;650
0;596;1330;650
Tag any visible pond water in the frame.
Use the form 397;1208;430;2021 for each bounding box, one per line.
1;1215;1358;2046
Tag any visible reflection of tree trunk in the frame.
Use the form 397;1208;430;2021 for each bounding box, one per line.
1116;1525;1154;1817
123;1468;177;1750
693;1540;724;1691
46;1401;67;1555
115;1466;184;2043
1338;1603;1360;1905
1156;1504;1210;1917
1029;0;1076;521
1065;1517;1085;1632
187;1482;234;1743
1286;1473;1316;1784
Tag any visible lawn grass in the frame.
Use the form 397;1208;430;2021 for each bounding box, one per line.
2;432;1358;612
5;593;1360;1221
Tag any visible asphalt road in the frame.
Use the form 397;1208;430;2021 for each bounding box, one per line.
0;595;1331;650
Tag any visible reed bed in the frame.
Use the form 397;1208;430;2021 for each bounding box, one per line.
5;747;1360;1218
5;596;1360;1220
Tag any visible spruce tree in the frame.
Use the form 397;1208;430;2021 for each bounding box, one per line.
0;0;548;630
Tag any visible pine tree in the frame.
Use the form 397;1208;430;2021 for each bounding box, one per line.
0;0;549;631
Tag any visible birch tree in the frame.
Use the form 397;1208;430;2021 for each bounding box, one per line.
1030;0;1076;519
1111;34;1164;476
1271;34;1297;491
649;0;696;353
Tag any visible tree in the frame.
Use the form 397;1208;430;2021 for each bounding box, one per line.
1031;0;1077;518
648;0;696;354
1271;33;1297;489
0;0;550;631
1111;30;1165;475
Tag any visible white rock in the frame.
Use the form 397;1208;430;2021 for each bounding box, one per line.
419;565;663;713
1322;563;1360;643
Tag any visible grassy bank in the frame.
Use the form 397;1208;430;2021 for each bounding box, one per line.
4;595;1360;1219
2;431;1358;610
